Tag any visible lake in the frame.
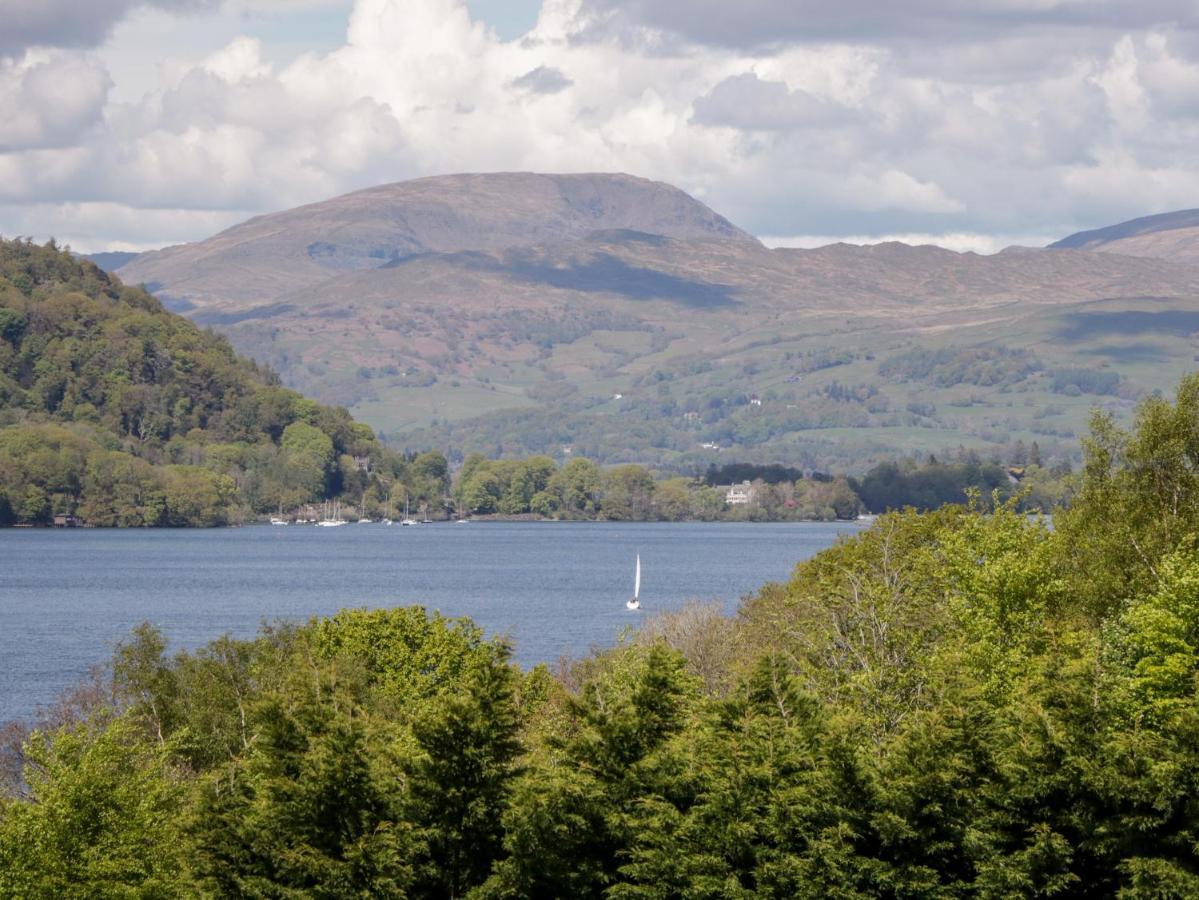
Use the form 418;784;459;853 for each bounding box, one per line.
0;520;862;723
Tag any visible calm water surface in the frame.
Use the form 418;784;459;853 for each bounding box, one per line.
0;521;861;723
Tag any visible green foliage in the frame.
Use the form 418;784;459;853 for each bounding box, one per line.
1056;373;1199;615
854;457;1014;513
305;606;500;708
9;375;1199;894
704;462;804;485
879;345;1039;388
408;653;522;896
452;453;868;521
0;713;191;898
1051;367;1122;396
190;668;416;898
483;644;696;898
0;238;425;526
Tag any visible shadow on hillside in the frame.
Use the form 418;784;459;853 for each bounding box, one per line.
193;303;296;325
1055;308;1199;341
509;253;739;308
400;249;741;309
1081;342;1170;363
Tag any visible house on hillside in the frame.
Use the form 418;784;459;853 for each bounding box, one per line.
724;481;756;505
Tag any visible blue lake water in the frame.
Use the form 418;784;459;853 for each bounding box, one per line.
0;521;862;723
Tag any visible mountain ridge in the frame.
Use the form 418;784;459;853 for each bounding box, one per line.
110;178;1199;469
1050;208;1199;259
118;172;757;306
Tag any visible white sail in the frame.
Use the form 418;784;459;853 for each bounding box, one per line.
626;554;642;610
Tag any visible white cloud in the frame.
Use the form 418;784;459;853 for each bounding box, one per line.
846;170;966;214
0;52;111;151
0;200;247;251
203;35;272;82
692;73;857;131
2;0;1199;252
0;0;220;57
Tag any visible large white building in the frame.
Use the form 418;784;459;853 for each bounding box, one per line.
724;481;755;505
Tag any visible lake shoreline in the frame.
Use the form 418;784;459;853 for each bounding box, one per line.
2;514;869;530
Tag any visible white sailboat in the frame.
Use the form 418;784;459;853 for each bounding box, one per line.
317;499;347;527
400;495;418;526
626;554;641;610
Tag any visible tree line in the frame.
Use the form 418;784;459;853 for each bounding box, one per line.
4;376;1199;895
452;453;863;521
450;452;1072;522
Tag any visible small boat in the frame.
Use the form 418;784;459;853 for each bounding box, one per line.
382;518;393;526
269;517;288;526
400;496;418;526
317;499;347;527
357;518;372;524
626;554;641;611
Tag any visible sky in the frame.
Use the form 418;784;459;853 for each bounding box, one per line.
1;0;1198;253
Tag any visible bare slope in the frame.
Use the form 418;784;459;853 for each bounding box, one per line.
1049;209;1199;260
118;173;756;305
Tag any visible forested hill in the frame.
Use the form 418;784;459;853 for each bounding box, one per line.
0;238;446;526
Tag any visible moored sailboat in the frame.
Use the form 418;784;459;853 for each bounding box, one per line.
400;495;418;526
317;499;347;527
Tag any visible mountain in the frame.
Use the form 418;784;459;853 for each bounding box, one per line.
113;179;1199;471
81;251;142;272
118;173;755;308
1049;209;1199;259
0;238;447;526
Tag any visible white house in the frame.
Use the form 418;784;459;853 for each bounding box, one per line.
724;481;755;505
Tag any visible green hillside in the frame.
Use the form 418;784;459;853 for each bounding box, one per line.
394;289;1199;473
0;239;446;526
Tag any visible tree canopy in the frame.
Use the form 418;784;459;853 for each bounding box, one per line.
0;239;449;525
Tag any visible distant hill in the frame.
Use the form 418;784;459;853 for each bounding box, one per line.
1050;209;1199;260
113;178;1199;471
118;173;756;307
82;251;141;272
